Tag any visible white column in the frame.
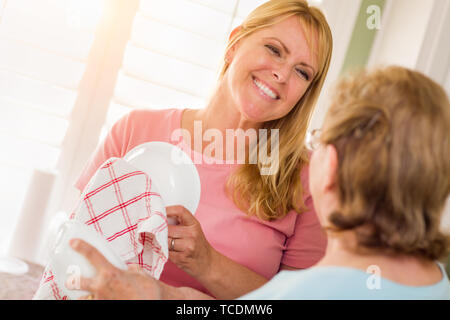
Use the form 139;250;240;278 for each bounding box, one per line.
8;168;56;264
310;0;362;130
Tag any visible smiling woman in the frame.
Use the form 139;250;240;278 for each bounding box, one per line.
222;1;333;221
223;16;318;122
70;0;333;300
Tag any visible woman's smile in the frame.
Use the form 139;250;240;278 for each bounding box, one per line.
224;15;319;123
252;75;280;101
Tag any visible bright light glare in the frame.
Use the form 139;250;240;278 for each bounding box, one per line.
308;0;323;6
66;0;105;31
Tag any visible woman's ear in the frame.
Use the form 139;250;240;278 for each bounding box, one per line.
229;25;242;41
324;144;338;191
226;25;242;63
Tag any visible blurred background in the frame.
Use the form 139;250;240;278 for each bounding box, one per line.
0;0;449;269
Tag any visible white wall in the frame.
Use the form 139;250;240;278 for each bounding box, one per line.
309;0;362;130
368;0;434;69
369;0;450;233
445;66;450;96
415;0;450;94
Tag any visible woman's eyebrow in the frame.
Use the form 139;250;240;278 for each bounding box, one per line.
264;37;292;55
263;37;316;75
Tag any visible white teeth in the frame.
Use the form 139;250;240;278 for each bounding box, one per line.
253;78;278;99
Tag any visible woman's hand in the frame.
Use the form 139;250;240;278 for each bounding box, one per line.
166;205;269;299
166;205;217;280
67;239;162;300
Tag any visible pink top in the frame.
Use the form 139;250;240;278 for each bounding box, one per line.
75;108;327;296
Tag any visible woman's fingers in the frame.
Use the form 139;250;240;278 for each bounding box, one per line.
127;264;144;273
166;206;199;240
70;238;112;271
168;224;192;239
168;250;184;263
168;237;193;253
65;274;93;291
168;236;180;252
167;206;199;248
165;205;215;278
166;205;196;226
63;244;164;300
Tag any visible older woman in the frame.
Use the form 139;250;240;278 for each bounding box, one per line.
241;66;450;299
72;0;333;299
70;66;450;300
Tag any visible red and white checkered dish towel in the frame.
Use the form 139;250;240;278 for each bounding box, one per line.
33;158;169;300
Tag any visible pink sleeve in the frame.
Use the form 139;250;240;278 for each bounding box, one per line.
74;111;135;192
281;167;327;268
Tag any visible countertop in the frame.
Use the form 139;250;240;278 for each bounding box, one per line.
0;260;44;300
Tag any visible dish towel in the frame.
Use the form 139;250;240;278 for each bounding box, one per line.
33;158;169;300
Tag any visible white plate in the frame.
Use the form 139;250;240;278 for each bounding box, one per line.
50;220;127;300
0;256;29;275
123;141;201;219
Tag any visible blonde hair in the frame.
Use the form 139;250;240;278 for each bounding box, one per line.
224;0;333;221
322;66;450;260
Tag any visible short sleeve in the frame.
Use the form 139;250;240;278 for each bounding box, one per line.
281;168;327;269
74;111;135;192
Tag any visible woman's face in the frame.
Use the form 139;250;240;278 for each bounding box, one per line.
309;144;327;224
309;140;340;227
225;15;319;123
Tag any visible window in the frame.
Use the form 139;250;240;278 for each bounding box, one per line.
0;0;281;261
1;0;339;263
0;0;102;255
102;0;269;139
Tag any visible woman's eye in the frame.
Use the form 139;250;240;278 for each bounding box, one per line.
265;44;281;56
296;68;310;81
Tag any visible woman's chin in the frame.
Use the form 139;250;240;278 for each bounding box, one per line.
240;102;270;124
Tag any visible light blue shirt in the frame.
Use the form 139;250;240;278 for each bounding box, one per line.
240;263;450;300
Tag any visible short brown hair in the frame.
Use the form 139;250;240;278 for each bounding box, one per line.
321;66;450;260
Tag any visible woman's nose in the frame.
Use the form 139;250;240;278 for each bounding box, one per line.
272;65;289;83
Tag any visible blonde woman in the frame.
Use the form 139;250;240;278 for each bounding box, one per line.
72;0;333;299
240;66;450;299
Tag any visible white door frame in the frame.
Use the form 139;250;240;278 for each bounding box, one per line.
415;0;450;89
310;0;362;129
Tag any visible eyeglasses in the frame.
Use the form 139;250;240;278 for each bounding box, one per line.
305;129;322;151
305;113;384;152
